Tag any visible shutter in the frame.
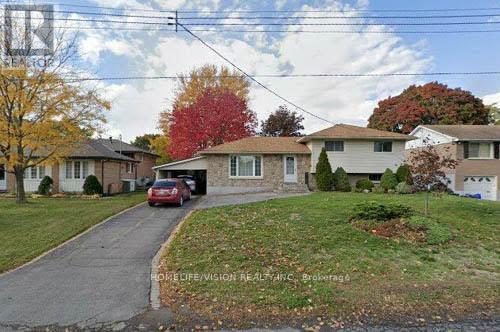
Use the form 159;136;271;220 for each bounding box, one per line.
494;142;500;159
463;142;469;159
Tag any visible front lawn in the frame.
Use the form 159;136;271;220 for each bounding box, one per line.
160;193;499;328
0;192;146;273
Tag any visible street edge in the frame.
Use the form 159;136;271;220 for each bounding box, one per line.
150;208;197;310
0;201;147;277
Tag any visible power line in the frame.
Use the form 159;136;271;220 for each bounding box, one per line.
66;71;500;81
47;26;500;34
11;2;500;14
182;21;500;26
6;7;500;20
176;22;335;125
5;16;500;27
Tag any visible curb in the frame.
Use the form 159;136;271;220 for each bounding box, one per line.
0;201;147;277
150;208;197;310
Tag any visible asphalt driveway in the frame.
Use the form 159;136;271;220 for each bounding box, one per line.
0;198;197;330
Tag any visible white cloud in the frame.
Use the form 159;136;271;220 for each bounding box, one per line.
78;1;434;141
482;92;500;105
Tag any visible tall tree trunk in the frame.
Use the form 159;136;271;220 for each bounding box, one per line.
14;165;26;204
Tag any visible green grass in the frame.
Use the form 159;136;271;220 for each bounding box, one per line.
161;193;500;325
0;192;146;273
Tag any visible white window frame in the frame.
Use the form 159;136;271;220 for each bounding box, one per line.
65;160;90;180
126;162;134;174
467;142;494;160
374;141;393;153
325;140;345;153
25;166;46;180
228;155;264;179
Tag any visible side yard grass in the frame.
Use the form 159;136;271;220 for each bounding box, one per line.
160;192;500;328
0;192;146;273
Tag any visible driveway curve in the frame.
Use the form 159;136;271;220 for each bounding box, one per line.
0;198;197;330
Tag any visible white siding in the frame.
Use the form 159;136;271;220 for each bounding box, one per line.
24;166;52;192
310;139;406;173
59;160;95;192
406;127;453;149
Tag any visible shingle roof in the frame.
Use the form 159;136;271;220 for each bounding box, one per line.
421;125;500;140
67;140;137;162
298;124;413;142
96;138;158;156
198;137;311;155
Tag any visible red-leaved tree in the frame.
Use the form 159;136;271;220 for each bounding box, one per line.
406;138;459;191
168;88;257;160
368;82;489;134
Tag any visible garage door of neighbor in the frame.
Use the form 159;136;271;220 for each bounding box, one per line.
463;176;497;200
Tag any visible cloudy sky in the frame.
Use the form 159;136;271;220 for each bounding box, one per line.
30;0;500;141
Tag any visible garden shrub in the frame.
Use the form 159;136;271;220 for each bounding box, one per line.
396;164;412;184
371;186;385;194
333;167;351;192
37;176;53;195
83;175;103;195
380;168;398;191
395;182;414;194
406;215;452;245
315;148;334;191
350;201;414;221
356;178;374;191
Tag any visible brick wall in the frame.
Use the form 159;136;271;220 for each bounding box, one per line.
206;154;310;194
134;152;157;180
95;160;136;194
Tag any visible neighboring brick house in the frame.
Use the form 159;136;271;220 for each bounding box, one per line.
153;124;414;195
406;125;500;201
0;138;158;194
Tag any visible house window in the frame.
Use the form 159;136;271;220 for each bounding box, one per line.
229;155;262;177
30;167;37;179
25;166;46;179
126;162;134;174
468;143;491;159
65;161;73;179
0;164;5;181
74;161;81;179
374;141;392;152
39;166;46;178
82;161;89;179
369;174;382;182
66;161;89;179
325;141;344;152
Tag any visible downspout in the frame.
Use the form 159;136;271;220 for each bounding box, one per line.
101;160;105;194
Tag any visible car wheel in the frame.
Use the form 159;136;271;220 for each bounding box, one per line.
148;202;155;207
178;196;184;207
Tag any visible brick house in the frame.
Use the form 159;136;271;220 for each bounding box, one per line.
153;124;414;194
406;125;500;201
0;138;158;194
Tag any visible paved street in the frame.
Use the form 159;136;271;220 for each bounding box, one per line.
0;199;196;330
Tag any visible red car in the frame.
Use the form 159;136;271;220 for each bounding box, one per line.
147;179;191;207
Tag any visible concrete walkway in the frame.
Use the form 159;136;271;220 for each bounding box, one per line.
197;192;310;209
0;199;197;330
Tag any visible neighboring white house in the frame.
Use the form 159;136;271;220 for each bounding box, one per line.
407;125;500;201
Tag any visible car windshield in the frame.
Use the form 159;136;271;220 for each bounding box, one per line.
153;181;177;188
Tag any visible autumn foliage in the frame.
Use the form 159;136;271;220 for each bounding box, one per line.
368;82;489;134
168;88;257;160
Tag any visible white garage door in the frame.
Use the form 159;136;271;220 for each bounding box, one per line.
463;176;497;201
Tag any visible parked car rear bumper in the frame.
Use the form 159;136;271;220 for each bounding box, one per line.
148;195;181;204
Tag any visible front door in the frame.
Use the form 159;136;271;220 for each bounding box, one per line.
0;164;6;191
284;155;297;183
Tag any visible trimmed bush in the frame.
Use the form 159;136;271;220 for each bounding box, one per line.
315;148;334;191
395;182;414;194
333;167;351;192
396;164;412;184
351;201;414;221
83;175;103;195
406;215;453;245
380;168;398;191
37;176;53;195
356;178;374;191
